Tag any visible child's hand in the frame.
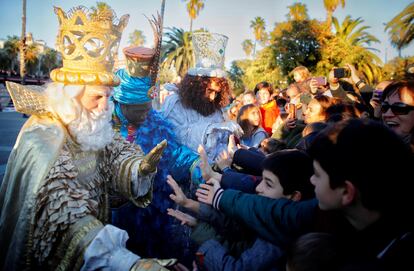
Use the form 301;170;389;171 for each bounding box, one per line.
196;178;221;206
167;175;188;207
198;145;222;180
215;150;232;171
167;208;198;227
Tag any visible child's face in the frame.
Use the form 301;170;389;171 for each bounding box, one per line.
242;94;256;105
310;161;344;210
256;89;270;105
248;108;261;127
256;169;286;199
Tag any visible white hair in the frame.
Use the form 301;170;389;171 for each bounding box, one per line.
44;82;114;151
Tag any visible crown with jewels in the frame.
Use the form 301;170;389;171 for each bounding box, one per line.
188;32;228;78
50;6;129;86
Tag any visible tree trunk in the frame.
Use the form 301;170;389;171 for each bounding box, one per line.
326;11;332;31
190;18;193;33
20;0;27;84
253;40;257;57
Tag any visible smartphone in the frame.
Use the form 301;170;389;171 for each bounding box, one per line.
313;76;327;86
288;103;296;119
333;68;350;79
372;90;383;100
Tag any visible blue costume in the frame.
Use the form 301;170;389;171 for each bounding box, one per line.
111;69;202;264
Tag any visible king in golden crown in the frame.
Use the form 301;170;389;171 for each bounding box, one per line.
50;6;129;86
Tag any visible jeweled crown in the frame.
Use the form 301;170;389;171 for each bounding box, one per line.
50;6;129;86
188;32;228;78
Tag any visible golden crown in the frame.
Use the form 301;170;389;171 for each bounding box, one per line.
50;6;129;86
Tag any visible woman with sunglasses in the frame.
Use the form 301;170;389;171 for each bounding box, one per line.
380;80;414;152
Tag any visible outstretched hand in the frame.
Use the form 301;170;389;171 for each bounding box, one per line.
198;145;222;181
166;175;188;207
139;139;167;175
167;208;198;227
215;150;232;171
227;134;240;159
196;178;221;206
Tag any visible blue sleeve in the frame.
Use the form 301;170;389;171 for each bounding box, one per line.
219;190;318;245
250;130;268;148
167;141;199;182
198;238;282;271
221;170;261;194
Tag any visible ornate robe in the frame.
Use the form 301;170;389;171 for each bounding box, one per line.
0;115;155;270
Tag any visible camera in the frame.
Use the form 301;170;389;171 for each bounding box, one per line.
333;68;351;79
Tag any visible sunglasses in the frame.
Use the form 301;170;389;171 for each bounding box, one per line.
381;102;414;115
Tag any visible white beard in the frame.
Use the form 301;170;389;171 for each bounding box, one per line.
67;101;115;151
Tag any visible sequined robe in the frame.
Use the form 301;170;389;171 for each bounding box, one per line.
0;115;155;270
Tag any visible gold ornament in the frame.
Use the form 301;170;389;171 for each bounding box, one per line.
51;6;129;86
5;81;51;116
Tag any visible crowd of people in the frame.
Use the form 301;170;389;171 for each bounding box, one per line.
0;4;414;271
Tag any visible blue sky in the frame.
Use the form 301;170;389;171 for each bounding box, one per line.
0;0;413;68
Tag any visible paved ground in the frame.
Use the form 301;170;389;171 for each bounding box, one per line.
0;111;27;181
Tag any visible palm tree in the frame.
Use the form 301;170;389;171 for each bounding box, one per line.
40;48;60;75
332;16;380;48
161;27;194;77
250;17;266;56
90;2;114;20
323;0;345;29
333;16;382;84
242;39;254;58
128;30;146;46
3;36;20;73
20;0;27;83
286;2;309;21
182;0;205;32
385;2;414;57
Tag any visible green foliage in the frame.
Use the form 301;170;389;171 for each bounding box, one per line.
241;39;254;57
250;16;266;56
318;15;383;85
182;0;205;31
382;56;414;81
128;30;146;46
234;47;285;90
161;27;194;77
89;2;114;20
3;35;20;72
273;20;321;75
40;48;61;75
157;65;177;84
228;61;245;95
385;2;414;54
286;2;309;21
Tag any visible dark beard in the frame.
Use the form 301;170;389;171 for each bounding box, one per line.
182;96;221;116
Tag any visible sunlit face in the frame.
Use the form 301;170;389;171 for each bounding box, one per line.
286;86;301;104
304;99;324;124
328;69;339;84
248;108;261;127
293;71;304;83
256;169;286;199
382;87;414;137
205;80;221;102
242;94;257;105
256;89;271;105
79;85;112;113
310;161;344;210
